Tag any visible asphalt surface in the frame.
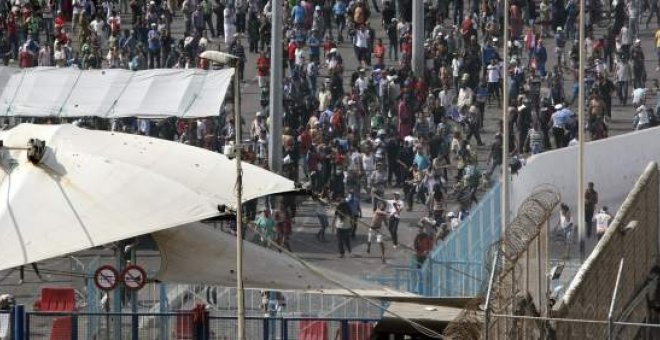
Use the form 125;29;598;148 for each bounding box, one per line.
1;5;659;310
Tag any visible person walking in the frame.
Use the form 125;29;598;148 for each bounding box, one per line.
593;206;613;240
585;182;599;238
385;192;404;248
332;200;353;258
368;201;388;262
346;190;362;238
413;226;434;268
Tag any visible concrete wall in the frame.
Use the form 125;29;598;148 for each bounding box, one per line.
554;163;660;339
511;127;660;216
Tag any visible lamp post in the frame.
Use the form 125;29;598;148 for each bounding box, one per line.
199;50;245;340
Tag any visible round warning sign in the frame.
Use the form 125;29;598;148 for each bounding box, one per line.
121;265;147;290
94;265;120;291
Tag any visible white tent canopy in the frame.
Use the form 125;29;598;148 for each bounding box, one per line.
153;223;417;296
0;124;295;271
0;67;234;118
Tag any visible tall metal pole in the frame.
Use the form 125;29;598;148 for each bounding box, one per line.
269;0;283;174
234;64;246;340
411;0;424;75
501;0;510;242
578;0;586;261
608;258;625;339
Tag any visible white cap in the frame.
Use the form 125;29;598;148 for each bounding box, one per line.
256;111;264;117
554;104;563;110
330;47;337;53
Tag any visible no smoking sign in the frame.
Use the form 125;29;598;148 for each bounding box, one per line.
121;264;147;291
94;265;120;291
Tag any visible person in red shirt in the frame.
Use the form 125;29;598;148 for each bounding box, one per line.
322;35;336;58
287;39;297;73
54;10;66;32
6;13;17;58
256;52;270;88
414;226;434;268
372;38;385;69
18;45;34;68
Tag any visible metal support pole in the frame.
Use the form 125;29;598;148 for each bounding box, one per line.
268;0;283;174
13;304;24;340
24;310;30;340
608;258;625;339
159;283;169;340
411;0;424;76
341;320;349;340
501;0;510;241
578;0;586;262
71;314;79;340
235;63;246;340
113;246;123;340
483;250;500;340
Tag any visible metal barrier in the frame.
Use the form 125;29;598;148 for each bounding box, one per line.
365;183;502;297
423;182;501;297
14;308;379;340
0;310;12;340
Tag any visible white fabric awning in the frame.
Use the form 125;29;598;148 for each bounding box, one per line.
0;67;234;118
0;124;296;271
154;223;420;295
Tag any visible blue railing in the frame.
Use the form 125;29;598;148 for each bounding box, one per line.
365;183;502;297
9;307;379;340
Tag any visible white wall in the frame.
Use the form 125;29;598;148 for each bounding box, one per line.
511;127;660;214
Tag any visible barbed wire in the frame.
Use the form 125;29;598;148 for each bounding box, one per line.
443;185;561;339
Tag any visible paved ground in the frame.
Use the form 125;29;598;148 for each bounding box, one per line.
1;7;659;310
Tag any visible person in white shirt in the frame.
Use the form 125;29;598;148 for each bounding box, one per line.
619;25;631;58
354;26;369;66
355;71;368;96
451;53;462;91
294;47;305;75
456;73;474;109
634;104;650;130
486;58;501;105
385;192;404;248
438;85;454;108
593;206;612;239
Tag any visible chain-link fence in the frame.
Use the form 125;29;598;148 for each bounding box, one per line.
364;182;502;297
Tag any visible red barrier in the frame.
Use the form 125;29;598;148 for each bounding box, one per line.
298;320;328;340
49;317;72;340
37;288;76;312
173;313;194;339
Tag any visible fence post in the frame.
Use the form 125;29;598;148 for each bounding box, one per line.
71;314;79;340
262;318;269;340
281;318;288;340
24;311;30;340
13;305;24;340
131;313;138;340
340;320;349;340
158;283;169;340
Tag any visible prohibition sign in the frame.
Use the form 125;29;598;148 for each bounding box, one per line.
121;265;147;290
94;265;119;291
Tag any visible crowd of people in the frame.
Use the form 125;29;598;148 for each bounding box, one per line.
0;0;657;262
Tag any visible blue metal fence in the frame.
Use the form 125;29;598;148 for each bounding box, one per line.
422;182;502;296
365;183;502;297
11;307;379;340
